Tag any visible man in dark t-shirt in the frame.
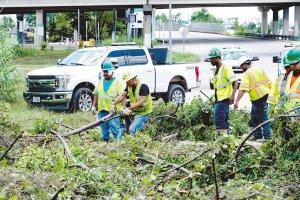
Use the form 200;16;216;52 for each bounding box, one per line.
112;72;153;135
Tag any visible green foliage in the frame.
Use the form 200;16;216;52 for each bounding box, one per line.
191;8;223;24
0;31;19;102
40;41;48;51
24;14;36;27
0;16;15;30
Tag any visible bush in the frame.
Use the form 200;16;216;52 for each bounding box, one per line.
0;31;19;102
40;41;47;51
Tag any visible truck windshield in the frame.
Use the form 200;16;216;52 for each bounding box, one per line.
58;50;103;66
222;51;248;60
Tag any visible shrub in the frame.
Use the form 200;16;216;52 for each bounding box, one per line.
0;31;19;102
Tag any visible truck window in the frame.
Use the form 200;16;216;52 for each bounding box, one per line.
105;50;128;67
128;49;148;65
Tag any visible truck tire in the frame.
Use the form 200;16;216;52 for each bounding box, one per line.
166;84;185;104
70;88;94;112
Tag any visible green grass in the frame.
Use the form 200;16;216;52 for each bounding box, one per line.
172;52;200;63
14;48;75;65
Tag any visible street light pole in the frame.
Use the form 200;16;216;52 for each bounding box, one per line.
168;0;172;63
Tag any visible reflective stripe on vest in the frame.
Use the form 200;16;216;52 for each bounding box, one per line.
128;81;153;115
244;67;270;101
283;72;300;110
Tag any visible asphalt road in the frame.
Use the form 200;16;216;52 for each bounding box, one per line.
156;31;300;109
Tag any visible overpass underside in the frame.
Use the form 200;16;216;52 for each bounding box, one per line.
1;0;300;14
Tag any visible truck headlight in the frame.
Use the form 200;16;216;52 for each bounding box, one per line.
24;76;29;91
55;75;70;91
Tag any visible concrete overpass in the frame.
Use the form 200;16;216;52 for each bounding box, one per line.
1;0;300;47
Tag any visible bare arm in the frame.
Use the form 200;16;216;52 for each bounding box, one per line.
92;95;98;108
113;91;127;106
230;81;239;104
233;90;246;110
129;96;147;111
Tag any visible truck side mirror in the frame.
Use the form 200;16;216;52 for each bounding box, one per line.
204;58;210;62
273;56;281;63
252;57;259;61
109;58;119;69
57;59;62;64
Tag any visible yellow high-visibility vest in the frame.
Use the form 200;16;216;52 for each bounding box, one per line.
128;81;153;115
239;66;271;101
95;78;124;112
268;75;285;106
283;72;300;110
213;64;237;101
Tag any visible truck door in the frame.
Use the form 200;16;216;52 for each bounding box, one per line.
127;49;155;92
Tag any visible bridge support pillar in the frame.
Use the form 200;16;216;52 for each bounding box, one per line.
152;8;156;41
259;7;270;34
143;4;152;48
35;10;45;47
272;8;279;35
283;7;289;35
294;6;300;37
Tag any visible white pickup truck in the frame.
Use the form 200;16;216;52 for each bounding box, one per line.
24;45;200;111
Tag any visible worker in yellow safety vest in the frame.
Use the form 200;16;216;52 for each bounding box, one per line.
207;48;239;134
112;71;153;136
92;61;125;142
267;53;292;113
284;47;300;113
233;57;272;140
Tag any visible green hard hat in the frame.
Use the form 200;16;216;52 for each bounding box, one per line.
281;53;290;68
286;47;300;65
208;48;222;59
102;61;114;71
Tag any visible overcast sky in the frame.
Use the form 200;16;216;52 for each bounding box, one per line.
156;6;295;25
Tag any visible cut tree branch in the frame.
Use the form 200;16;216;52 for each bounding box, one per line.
0;132;23;161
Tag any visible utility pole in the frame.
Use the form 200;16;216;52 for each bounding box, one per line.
85;21;88;41
112;9;116;43
77;9;80;41
168;0;172;63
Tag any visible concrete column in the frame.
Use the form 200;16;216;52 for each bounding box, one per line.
283;7;289;35
143;4;152;48
272;8;279;35
259;7;270;34
152;8;156;41
294;6;300;37
35;10;45;46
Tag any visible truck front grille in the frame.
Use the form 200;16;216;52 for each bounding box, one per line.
28;75;57;92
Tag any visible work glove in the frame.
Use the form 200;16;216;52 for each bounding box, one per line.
92;106;97;115
110;104;116;114
121;107;132;116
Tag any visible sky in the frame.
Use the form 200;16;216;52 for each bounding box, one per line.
156;6;295;26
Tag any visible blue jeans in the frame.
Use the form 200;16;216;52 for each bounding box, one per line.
98;110;122;142
250;96;271;139
129;114;149;136
214;100;230;130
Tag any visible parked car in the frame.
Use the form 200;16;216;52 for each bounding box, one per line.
272;43;298;76
23;45;200;111
208;47;251;89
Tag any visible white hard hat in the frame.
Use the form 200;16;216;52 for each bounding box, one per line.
238;56;251;67
123;71;138;82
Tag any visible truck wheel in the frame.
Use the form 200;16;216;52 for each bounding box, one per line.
71;88;94;112
166;84;185;104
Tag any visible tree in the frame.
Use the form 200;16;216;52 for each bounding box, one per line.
0;16;15;30
25;14;36;27
191;8;223;24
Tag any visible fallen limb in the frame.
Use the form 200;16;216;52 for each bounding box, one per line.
50;130;88;170
50;186;65;200
63;114;119;137
159;148;211;178
235;109;300;163
212;158;220;200
0;132;24;161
